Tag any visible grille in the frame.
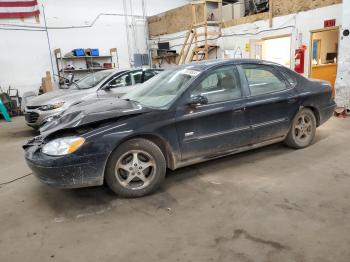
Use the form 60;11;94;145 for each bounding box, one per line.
25;112;39;123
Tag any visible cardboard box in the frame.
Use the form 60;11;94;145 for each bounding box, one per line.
213;4;234;21
41;71;53;93
233;2;245;19
213;2;245;21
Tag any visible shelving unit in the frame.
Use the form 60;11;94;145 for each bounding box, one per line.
177;0;222;65
54;48;119;85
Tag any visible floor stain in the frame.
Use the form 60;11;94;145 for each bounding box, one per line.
275;198;303;212
334;171;350;181
214;229;290;262
232;229;288;250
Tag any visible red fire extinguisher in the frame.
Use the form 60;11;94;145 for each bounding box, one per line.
294;45;307;74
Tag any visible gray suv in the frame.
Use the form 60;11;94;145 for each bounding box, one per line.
24;68;162;129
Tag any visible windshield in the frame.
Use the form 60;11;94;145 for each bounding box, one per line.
124;68;200;108
73;70;115;89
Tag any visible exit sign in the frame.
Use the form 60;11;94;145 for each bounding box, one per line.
324;19;336;28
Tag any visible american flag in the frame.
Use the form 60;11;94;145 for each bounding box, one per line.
0;0;39;19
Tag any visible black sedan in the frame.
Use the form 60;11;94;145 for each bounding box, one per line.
24;59;336;197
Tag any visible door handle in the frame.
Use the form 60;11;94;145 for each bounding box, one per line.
287;97;297;104
233;107;246;114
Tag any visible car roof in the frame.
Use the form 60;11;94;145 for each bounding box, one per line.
107;59;280;75
106;67;162;74
178;59;282;72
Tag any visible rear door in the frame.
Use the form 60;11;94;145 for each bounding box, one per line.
98;72;133;98
120;70;144;95
131;70;143;85
175;65;251;161
142;69;157;83
240;64;298;144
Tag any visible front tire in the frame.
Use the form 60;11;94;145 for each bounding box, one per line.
105;138;166;198
284;108;317;149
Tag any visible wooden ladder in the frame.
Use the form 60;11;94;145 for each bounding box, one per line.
177;0;222;65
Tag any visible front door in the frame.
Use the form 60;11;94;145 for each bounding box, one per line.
176;65;251;161
240;64;298;144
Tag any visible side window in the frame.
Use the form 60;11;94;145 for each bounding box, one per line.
279;69;297;87
242;65;287;96
108;73;132;88
131;71;143;84
144;70;156;82
191;66;242;104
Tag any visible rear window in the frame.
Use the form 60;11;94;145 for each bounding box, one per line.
279;69;297;87
242;65;288;96
144;70;156;81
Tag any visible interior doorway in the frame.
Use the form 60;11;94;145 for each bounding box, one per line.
310;27;339;93
250;35;292;68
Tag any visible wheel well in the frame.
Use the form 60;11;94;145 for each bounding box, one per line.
127;134;176;170
303;106;320;127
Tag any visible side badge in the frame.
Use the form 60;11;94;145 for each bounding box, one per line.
185;132;194;137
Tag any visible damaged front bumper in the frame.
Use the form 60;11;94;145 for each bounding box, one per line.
24;138;109;189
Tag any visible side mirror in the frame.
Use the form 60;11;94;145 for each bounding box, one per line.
188;95;208;107
105;83;124;90
104;84;112;91
104;84;117;91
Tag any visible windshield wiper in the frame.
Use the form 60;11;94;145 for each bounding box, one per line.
120;98;142;105
69;82;81;89
122;98;137;102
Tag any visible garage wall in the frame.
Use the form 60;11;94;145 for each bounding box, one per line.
335;0;350;108
148;4;204;37
222;4;342;77
149;0;342;36
0;0;190;95
150;4;342;77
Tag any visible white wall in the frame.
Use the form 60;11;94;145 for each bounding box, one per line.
222;4;342;77
150;4;342;78
335;0;350;109
0;0;190;95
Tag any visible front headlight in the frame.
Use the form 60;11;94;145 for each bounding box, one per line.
39;102;65;111
42;136;85;156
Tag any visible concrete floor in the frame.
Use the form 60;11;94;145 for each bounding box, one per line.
1;116;350;262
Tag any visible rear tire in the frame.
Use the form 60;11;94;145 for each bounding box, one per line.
284;108;316;149
105;138;166;198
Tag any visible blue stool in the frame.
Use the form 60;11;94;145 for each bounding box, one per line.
0;99;11;122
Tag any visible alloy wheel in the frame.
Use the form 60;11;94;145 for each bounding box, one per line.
115;150;157;190
294;113;313;143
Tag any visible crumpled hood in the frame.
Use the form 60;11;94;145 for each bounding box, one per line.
26;88;96;107
40;98;152;135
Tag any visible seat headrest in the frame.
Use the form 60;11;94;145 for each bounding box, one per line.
221;75;233;90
